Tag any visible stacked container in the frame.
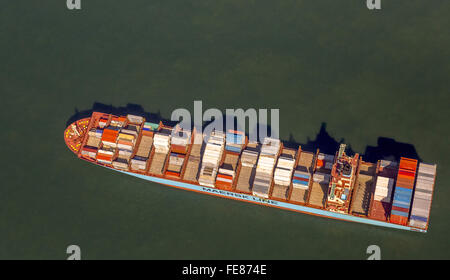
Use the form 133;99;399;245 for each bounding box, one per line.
171;126;191;154
126;114;144;125
252;138;280;198
112;157;129;170
153;133;170;153
113;126;133;171
373;176;394;202
86;128;102;148
98;118;108;128
118;149;132;160
290;151;314;204
216;169;234;189
88;128;103;138
369;160;397;221
216;153;239;190
225;130;245;153
81;146;97;159
198;132;225;187
272;148;296;200
390;157;418;225
97;148;114;164
110;116;126;127
149;129;172;175
117;131;136;151
369;176;394;221
101;128;119;147
235;144;260;194
166;152;185;177
143;122;159;132
130;156;148;171
129;128;152;172
408;163;436;229
292;170;310;189
273;152;296;186
240;149;259;167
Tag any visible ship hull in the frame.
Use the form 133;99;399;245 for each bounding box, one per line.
103;165;426;233
65;112;433;233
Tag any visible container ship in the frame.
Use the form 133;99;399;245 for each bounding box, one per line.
64;112;437;232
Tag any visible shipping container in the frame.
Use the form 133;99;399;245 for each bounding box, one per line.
166;152;185;174
272;148;296;200
290;151;314;204
390;157;418;226
101;128;119;147
225;130;245;154
252;138;280;198
171;125;192;154
126;114;144;125
236;143;260;194
199;131;225;187
216;152;239;190
408;163;436;229
143;122;160;132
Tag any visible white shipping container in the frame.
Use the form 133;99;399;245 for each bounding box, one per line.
374;176;394;202
98;149;114;155
126;114;144;124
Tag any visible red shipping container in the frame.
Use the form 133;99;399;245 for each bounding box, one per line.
316;159;324;168
399;158;418;171
171;144;187;154
398;169;416;178
96;154;113;162
391;205;409;213
294;177;310;182
165;171;180;178
216;181;233;191
390;214;408;226
369;201;391;221
217;173;233;180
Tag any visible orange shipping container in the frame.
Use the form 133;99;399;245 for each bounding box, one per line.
216;181;233;191
390;214;408;226
97;154;113;161
316;159;324;168
399;158;418;171
165;171;181;178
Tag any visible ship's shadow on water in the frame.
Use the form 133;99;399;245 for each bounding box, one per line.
66;102;421;162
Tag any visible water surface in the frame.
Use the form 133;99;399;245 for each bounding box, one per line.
0;0;449;259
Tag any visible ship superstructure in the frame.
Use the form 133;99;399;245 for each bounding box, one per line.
326;144;359;214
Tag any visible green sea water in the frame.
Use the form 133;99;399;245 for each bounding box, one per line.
0;0;449;259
